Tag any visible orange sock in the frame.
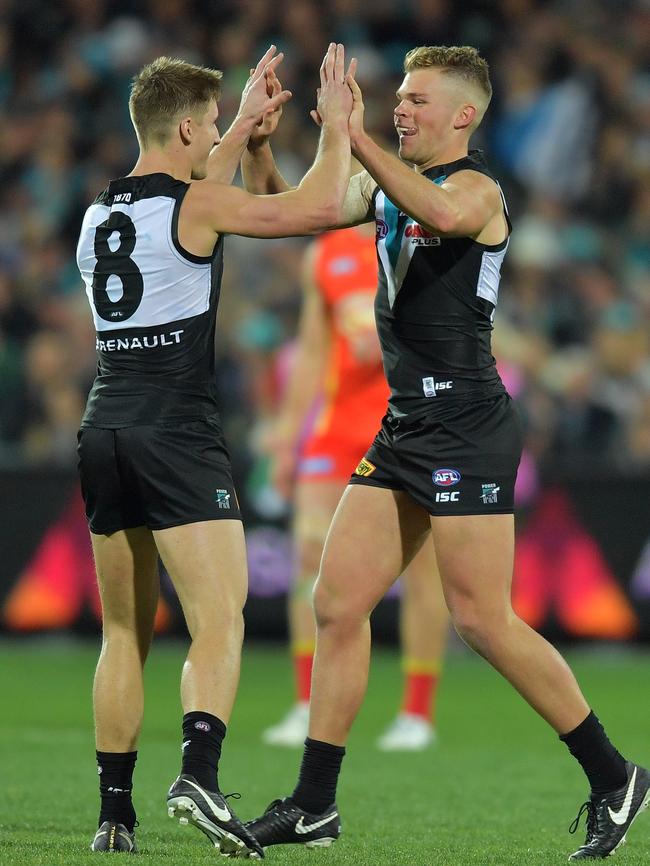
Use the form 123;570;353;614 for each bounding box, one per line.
292;641;315;704
402;659;441;722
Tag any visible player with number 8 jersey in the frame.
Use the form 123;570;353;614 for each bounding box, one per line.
75;46;355;857
78;176;226;429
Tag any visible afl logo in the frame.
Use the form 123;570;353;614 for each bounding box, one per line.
194;721;211;732
376;219;388;240
432;468;461;487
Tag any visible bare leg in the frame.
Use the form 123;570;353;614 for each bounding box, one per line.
153;519;248;722
400;536;449;683
374;537;449;748
92;527;159;752
263;480;346;744
289;480;346;659
431;513;589;734
309;485;430;745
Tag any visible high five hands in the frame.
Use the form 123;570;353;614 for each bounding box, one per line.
242;43;361;147
309;44;362;139
238;45;292;132
311;43;356;129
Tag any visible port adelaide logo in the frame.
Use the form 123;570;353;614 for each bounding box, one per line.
432;468;461;503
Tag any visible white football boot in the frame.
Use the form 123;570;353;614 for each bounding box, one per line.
376;713;436;752
262;703;309;747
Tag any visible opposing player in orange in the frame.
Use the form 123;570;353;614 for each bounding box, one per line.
262;221;449;751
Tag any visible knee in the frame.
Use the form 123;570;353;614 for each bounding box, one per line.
448;600;511;659
312;579;370;632
296;534;326;578
186;603;245;642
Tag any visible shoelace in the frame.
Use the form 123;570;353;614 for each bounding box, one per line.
569;800;598;842
223;792;242;803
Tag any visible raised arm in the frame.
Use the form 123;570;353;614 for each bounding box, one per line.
241;68;293;195
269;243;330;499
189;44;354;238
347;75;503;239
205;46;292;185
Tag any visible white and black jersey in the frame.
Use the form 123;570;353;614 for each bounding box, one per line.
76;173;224;428
372;150;512;418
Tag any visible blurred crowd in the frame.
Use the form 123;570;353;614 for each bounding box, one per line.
0;0;648;504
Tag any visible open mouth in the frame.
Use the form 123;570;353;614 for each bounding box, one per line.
396;126;417;139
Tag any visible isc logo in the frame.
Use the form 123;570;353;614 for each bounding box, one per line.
432;468;461;487
422;377;453;398
436;491;460;502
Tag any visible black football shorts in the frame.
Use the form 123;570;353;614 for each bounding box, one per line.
348;393;523;516
77;414;241;534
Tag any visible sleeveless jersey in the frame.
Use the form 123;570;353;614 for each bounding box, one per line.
76;173;223;428
310;227;388;440
373;149;511;418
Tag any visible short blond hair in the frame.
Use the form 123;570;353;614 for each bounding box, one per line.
129;56;223;148
404;45;492;106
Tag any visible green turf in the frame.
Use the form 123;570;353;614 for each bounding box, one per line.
1;638;649;865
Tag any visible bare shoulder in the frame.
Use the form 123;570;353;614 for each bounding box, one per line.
184;179;241;214
341;170;377;227
442;170;502;203
353;169;379;201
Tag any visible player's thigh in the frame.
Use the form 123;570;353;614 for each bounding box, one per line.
430;513;515;619
91;527;160;640
293;478;345;578
315;484;431;620
153;519;248;634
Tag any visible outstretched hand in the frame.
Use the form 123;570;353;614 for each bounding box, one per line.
238;45;292;129
248;66;286;149
310;43;355;128
345;66;365;147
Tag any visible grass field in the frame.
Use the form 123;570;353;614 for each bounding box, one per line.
1;639;649;865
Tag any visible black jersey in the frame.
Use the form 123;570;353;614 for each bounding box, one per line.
76;173;223;428
373;150;511;418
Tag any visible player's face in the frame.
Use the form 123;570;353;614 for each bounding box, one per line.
191;99;221;180
394;69;468;169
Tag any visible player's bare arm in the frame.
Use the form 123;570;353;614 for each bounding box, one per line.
269;244;331;499
206;46;291;184
241;67;293;195
184;44;353;245
347;74;505;242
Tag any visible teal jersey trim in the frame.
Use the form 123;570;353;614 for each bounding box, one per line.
383;173;448;269
382;197;403;272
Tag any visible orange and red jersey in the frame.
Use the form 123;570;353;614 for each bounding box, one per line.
299;227;389;481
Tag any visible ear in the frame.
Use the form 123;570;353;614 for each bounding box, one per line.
179;116;193;146
454;104;477;131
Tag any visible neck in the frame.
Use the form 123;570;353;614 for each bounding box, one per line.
415;140;470;174
129;146;191;182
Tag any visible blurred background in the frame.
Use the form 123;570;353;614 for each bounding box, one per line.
0;0;648;643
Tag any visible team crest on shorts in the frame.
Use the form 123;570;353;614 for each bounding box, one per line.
354;457;376;477
480;483;500;504
215;488;231;509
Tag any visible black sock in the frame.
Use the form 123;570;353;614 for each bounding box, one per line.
97;751;137;832
181;712;226;790
291;737;345;814
560;711;627;795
